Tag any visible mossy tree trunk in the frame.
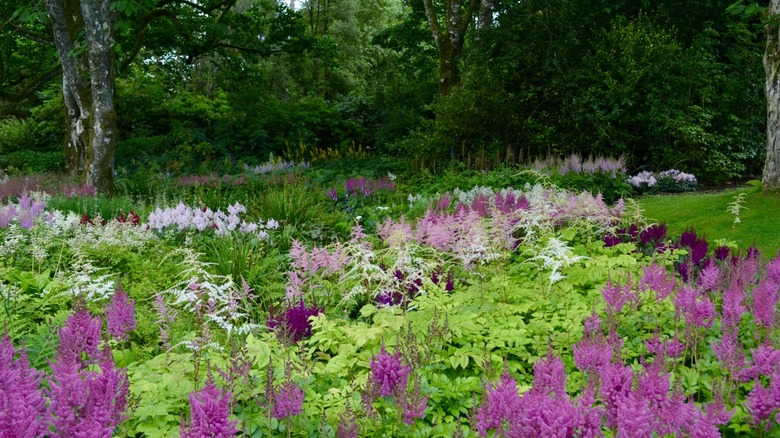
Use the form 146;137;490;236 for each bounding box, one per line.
44;0;117;194
422;0;480;96
765;1;780;190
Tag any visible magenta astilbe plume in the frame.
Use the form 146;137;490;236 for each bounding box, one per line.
601;278;636;314
474;372;522;436
272;381;305;420
533;354;567;399
583;311;601;335
598;362;634;428
180;381;238;438
58;303;102;364
0;334;49;437
697;261;721;292
573;336;613;374
615;392;655;438
712;327;745;379
369;346;410;398
105;286;136;342
675;286;716;329
399;377;428;425
741;345;780;382
752;278;780;330
639;262;676;300
745;379;777;429
49;349;129;436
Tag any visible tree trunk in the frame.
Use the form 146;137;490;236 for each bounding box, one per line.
422;0;480;96
765;0;780;190
44;0;117;194
80;0;117;194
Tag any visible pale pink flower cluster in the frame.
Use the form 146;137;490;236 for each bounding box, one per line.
145;202;279;237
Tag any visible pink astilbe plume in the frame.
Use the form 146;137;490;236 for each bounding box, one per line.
598;362;634;428
0;334;50;436
601;278;636;314
639;262;676;300
474;372;523;436
272;381;305;420
574;335;613;374
370;346;410;397
49;347;129;436
752;277;779;330
675;286;716;329
533;354;567;399
180;381;238;437
697;261;721;292
105;285;136;342
57;302;102;364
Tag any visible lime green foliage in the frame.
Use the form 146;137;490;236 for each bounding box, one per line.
639;181;780;257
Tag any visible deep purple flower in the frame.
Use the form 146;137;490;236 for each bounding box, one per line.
181;381;238;437
714;246;730;261
690;239;709;266
639;224;667;246
604;233;622;247
370;346;410;398
106;286;136;342
0;334;49;436
375;290;404;307
328;187;339;202
680;229;698;248
267;300;322;343
272;381;305;420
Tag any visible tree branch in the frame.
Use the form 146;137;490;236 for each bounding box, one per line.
1;65;62;102
461;0;480;36
119;8;186;71
422;0;442;45
0;11;54;46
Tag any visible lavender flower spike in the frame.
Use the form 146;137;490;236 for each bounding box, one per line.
181;381;238;438
106;285;137;342
272;381;305;420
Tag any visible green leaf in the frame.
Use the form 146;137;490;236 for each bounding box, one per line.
245;334;271;369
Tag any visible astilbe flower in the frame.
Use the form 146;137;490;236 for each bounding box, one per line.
601;278;636;314
639;262;676;300
267;300;322;343
180;381;238;438
573;336;613;374
697;261;721;292
533;354;567;399
337;403;360;438
49;307;129;436
714;246;730;261
105;285;136;342
752;277;780;330
49;349;128;436
272;381;305;420
0;334;49;436
598;362;634;428
399;376;428;425
615;392;655;438
675;286;716;329
475;372;523;436
370;346;410;397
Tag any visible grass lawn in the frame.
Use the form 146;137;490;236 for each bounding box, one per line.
638;180;780;258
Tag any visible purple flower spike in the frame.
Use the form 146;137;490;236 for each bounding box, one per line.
58;302;103;364
714;246;730;261
370;346;410;397
604;233;622;247
272;381;305;420
106;286;136;343
0;334;50;436
181;382;238;438
475;372;522;436
267;300;322;343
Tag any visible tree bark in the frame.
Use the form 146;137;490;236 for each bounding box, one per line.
422;0;480;96
765;0;780;190
44;0;117;194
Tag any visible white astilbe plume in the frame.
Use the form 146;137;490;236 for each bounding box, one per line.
159;248;260;341
528;237;587;289
67;216;156;252
0;224;26;260
66;253;116;301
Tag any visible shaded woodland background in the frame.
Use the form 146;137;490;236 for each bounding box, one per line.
0;0;769;182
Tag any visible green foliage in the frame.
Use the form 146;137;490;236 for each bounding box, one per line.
0;150;64;174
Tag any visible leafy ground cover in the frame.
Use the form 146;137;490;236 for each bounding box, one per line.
639;181;780;258
1;161;779;437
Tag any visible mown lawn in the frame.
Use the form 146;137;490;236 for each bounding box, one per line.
639;180;780;258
